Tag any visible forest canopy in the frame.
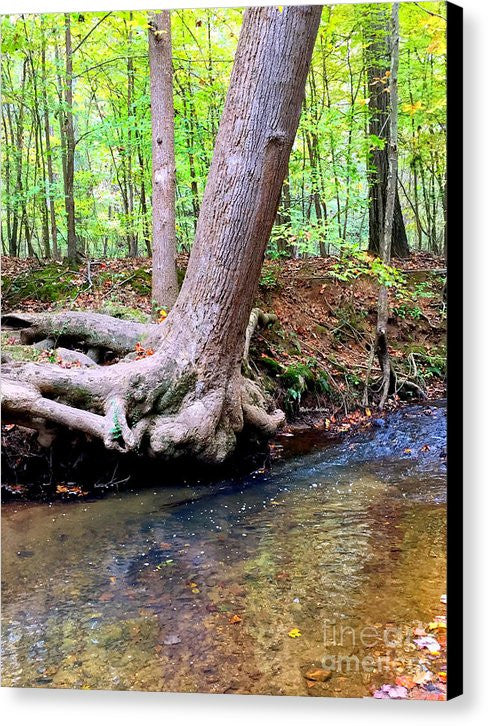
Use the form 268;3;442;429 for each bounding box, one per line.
1;3;447;261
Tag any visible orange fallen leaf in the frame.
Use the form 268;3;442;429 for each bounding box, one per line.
229;614;242;624
395;675;416;690
99;591;114;602
428;621;447;631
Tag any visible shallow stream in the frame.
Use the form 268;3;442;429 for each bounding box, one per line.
1;403;446;697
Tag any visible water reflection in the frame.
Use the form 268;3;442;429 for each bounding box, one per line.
2;404;446;696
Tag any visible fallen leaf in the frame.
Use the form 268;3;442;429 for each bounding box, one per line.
373;684;408;699
288;628;301;638
413;669;434;685
428;621;447;631
395;675;416;690
99;591;114;602
414;635;441;653
229;614;242;624
305;668;332;682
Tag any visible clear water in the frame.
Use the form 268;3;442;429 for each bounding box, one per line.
1;403;446;697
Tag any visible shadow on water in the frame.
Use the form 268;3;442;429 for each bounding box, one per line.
2;402;446;697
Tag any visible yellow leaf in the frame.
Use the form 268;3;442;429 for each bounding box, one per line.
428;621;447;631
288;628;302;638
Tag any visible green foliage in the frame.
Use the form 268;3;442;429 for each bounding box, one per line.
1;4;446;259
328;242;406;290
393;303;423;321
408;346;446;381
259;262;280;291
279;359;331;415
1;264;76;306
110;411;123;441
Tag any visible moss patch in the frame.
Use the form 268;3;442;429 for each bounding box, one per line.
2;263;76;307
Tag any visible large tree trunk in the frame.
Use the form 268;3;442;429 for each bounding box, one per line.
149;10;179;310
365;4;409;259
2;5;322;464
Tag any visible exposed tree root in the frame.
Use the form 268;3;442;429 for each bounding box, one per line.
1;311;161;357
1;309;284;463
243;308;278;370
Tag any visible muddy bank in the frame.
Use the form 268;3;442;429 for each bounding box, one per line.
1;400;445;504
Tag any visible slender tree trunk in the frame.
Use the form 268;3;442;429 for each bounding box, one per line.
176;72;200;228
323;57;342;243
375;3;399;408
1;110;12;252
3;6;322;464
54;41;68;258
149;11;179;310
366;4;409;258
64;14;77;263
126;14;137;257
135;115;151;257
7;61;27;257
41;20;59;259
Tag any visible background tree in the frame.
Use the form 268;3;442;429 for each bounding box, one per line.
149;10;178;311
63;13;77;262
366;2;401;408
364;3;409;259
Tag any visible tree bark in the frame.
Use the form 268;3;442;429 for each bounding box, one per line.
64;14;77;263
149;11;179;310
375;3;399;408
2;5;322;464
41;19;59;260
365;4;409;259
126;13;138;258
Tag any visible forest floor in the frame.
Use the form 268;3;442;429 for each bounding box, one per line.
1;252;446;497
